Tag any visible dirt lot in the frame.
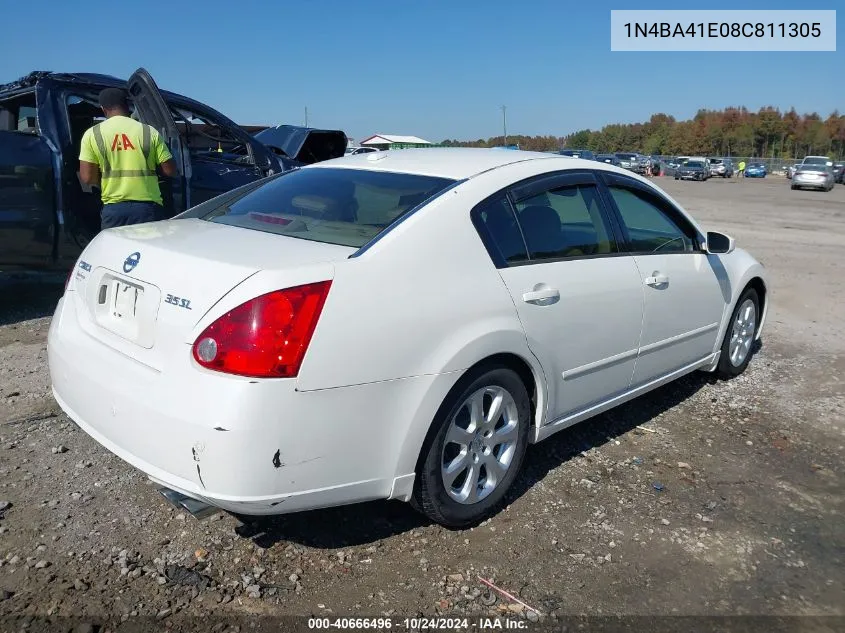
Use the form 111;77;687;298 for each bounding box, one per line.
0;177;843;630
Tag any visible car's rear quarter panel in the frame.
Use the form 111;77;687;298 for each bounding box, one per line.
295;163;561;480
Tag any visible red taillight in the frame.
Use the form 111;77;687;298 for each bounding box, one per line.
192;281;331;378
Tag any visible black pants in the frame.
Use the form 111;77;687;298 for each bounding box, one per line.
101;201;161;230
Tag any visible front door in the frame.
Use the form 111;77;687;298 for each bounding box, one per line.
601;174;727;386
126;68;190;215
477;171;645;422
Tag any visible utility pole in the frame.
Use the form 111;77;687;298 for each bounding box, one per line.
500;105;508;147
305;106;309;127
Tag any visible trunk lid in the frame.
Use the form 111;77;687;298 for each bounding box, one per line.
253;125;348;165
68;218;354;371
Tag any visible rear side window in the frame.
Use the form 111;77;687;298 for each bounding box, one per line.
513;184;616;260
473;195;528;265
199;167;454;247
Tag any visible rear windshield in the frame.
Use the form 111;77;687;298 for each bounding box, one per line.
198;167;455;248
685;161;704;168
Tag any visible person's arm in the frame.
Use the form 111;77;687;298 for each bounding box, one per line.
79;161;101;186
159;158;178;178
151;128;178;178
78;128;101;186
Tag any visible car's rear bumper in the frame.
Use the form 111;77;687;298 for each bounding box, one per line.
48;294;442;515
793;177;829;188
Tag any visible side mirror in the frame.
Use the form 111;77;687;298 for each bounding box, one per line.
704;231;735;254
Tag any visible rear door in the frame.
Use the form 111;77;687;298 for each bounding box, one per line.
476;171;645;422
0;129;56;266
126;68;190;214
600;172;727;386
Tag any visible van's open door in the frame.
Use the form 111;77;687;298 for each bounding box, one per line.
126;68;191;214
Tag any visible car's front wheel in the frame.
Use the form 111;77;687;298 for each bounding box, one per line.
716;288;760;379
412;366;530;528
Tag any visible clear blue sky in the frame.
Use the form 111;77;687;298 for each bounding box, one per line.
0;0;840;142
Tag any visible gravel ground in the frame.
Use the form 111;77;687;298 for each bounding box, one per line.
0;177;843;629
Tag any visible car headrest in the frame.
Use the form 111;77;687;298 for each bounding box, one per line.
519;205;561;256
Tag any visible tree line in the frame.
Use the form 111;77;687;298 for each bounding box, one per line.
439;107;845;158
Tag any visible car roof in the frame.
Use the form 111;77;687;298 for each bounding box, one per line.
0;70;210;113
309;148;598;180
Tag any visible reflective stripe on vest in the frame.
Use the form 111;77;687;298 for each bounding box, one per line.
91;123;111;174
92;122;156;179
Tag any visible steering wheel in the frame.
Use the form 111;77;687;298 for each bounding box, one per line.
654;236;685;253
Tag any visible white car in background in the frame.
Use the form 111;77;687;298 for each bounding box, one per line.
48;149;768;528
345;146;379;155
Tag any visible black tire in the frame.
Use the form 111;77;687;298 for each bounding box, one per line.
411;365;531;528
716;287;760;379
791;184;797;190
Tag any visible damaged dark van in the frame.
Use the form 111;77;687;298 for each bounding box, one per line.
0;68;347;270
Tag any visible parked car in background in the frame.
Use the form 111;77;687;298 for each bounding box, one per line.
833;163;845;184
595;154;622;166
615;153;646;174
791;163;835;191
744;163;767;178
786;163;802;179
345;146;379;155
684;156;711;179
0;68;347;272
800;155;833;168
709;158;734;178
558;149;595;160
675;160;708;181
48;148;768;527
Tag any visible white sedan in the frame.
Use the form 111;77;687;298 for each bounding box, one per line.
48;149;768;528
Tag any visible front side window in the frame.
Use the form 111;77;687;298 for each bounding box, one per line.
199;167;454;248
172;107;253;164
607;186;695;254
513;184;616;260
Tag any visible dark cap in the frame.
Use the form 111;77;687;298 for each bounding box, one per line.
98;88;129;110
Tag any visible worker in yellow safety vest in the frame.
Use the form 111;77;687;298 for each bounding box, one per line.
79;88;178;229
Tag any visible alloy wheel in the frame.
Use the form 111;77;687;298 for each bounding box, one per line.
440;386;519;504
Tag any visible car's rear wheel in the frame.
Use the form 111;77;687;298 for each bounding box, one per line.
716;288;759;379
412;366;530;528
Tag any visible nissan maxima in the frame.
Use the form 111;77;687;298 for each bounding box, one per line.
48;149;768;528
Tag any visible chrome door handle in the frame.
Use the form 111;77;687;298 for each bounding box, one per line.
644;273;669;287
522;287;560;305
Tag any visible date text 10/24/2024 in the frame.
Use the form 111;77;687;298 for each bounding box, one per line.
308;617;529;630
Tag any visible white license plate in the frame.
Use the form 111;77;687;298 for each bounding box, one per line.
111;280;143;321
